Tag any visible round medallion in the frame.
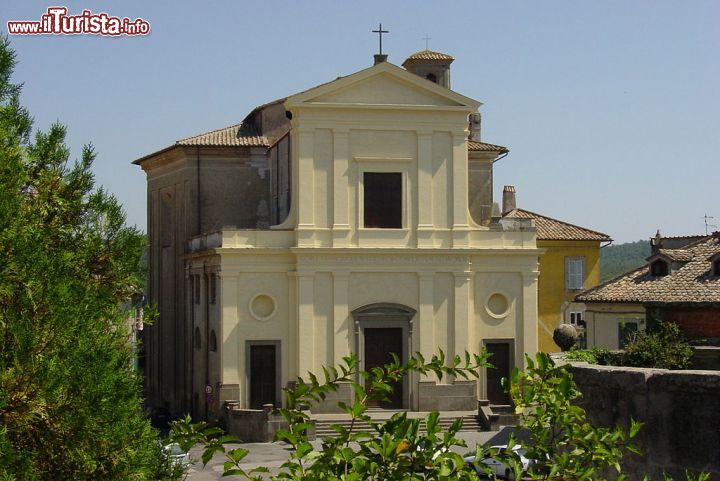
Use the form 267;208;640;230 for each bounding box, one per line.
485;292;510;319
249;293;276;321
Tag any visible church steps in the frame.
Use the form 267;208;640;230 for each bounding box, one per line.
312;414;485;438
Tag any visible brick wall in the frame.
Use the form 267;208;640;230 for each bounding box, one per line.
662;307;720;339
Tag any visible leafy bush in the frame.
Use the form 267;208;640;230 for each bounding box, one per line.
170;351;677;480
506;353;642;479
564;347;624;366
622;321;693;370
564;348;604;363
172;351;491;480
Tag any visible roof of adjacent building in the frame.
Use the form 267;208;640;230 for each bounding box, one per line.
404;50;455;62
504;208;612;242
468;140;509;153
577;234;720;304
655;248;695;262
176;123;268;147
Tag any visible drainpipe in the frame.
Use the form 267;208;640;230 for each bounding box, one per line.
204;262;210;421
196;147;202;235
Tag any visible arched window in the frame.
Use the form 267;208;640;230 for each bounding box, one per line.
650;259;669;277
209;330;217;352
194;326;201;350
425;73;437;83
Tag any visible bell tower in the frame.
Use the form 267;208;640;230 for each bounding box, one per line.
402;50;454;89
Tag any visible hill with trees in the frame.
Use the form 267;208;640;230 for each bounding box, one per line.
600;239;650;282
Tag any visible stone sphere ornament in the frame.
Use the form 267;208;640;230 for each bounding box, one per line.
553;323;578;351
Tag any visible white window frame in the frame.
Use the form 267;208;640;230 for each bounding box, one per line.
565;257;585;291
568;310;584;326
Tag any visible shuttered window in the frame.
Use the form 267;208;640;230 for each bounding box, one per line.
565;257;585;290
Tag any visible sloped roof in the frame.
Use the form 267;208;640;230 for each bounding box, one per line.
577;234;720;304
504;208;612;242
404;50;455;62
176;123;268;147
655;248;694;262
468;140;509;153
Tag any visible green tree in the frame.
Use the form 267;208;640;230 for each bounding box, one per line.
0;36;177;480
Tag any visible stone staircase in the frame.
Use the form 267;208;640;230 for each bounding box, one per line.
312;411;485;438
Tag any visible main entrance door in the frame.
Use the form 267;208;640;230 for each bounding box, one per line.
364;327;403;408
485;341;512;405
249;344;277;409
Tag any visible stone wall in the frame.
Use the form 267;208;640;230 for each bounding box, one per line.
569;363;720;479
222;403;292;443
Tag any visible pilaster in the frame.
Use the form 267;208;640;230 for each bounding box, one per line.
451;133;470;247
520;271;540;365
297;129;315;246
297;271;316;375
453;271;472;359
332;271;350;363
219;272;240;385
418;272;436;381
332;129;351;247
416;131;434;247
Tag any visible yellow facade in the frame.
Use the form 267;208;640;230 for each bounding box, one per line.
536;240;603;352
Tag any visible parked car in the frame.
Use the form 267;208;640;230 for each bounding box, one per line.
463;444;533;480
164;442;190;468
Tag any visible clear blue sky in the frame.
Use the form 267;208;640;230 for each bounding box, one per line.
3;1;719;243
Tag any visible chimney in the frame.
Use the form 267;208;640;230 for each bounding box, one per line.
469;113;481;142
650;230;662;255
502;185;516;215
373;54;388;65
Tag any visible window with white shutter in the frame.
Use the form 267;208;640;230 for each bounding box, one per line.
565;257;585;290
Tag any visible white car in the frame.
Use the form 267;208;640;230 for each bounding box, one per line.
464;444;532;480
163;442;190;468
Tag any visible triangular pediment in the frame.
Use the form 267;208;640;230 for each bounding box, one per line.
285;62;480;110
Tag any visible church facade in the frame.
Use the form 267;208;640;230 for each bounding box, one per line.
134;51;541;419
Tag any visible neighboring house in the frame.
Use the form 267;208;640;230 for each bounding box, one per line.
134;50;542;420
503;189;612;352
576;231;720;349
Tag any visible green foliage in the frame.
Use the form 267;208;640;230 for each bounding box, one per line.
172;350;491;480
505;353;642;480
600;240;650;282
174;350;708;480
0;36;173;480
622;321;693;370
564;347;622;366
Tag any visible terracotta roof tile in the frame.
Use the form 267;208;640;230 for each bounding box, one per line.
577;235;720;304
403;50;454;62
468;140;509;153
504;208;612;242
176;123;268;147
656;248;694;262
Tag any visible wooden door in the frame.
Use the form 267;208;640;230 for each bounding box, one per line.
485;342;512;405
250;344;277;409
364;328;403;408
